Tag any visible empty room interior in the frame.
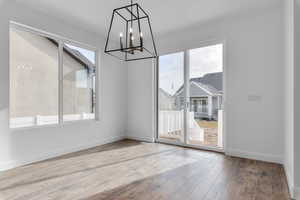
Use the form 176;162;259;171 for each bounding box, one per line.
0;0;299;199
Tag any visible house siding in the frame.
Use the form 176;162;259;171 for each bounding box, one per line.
9;28;92;118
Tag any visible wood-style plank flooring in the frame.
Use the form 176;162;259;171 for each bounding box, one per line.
0;140;290;200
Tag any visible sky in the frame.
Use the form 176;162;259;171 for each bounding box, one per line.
66;44;95;65
159;44;223;95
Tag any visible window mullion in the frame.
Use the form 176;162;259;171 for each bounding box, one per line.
58;41;63;124
95;50;99;121
183;50;190;145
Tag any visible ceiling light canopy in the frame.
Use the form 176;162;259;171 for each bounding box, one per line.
104;0;157;61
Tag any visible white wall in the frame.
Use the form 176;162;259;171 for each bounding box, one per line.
284;0;295;197
0;1;11;167
0;2;128;170
127;4;285;163
294;0;300;197
127;59;156;142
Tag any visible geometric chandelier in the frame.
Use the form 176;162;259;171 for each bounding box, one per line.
104;0;157;61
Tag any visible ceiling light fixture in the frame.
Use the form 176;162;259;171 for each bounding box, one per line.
104;0;157;61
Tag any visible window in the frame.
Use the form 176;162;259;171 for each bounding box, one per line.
9;23;98;128
62;43;96;122
199;99;208;113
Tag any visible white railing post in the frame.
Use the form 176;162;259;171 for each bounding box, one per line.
218;109;223;148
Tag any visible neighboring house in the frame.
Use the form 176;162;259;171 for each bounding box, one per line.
9;28;95;119
158;88;175;110
174;72;223;120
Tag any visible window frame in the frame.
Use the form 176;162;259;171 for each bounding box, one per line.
9;21;99;130
155;40;226;152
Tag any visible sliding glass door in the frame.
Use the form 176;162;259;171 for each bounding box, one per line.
157;43;224;150
158;52;185;143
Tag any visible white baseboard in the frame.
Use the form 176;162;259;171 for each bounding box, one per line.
126;135;155;143
225;148;283;164
0;161;17;172
0;135;125;172
284;165;295;199
294;187;300;200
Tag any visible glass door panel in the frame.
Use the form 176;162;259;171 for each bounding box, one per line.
158;52;185;143
186;44;224;148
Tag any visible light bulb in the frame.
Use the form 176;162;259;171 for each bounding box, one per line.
131;36;134;40
119;32;123;37
140;32;143;37
129;27;133;33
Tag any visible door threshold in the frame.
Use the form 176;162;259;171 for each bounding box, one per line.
156;139;224;153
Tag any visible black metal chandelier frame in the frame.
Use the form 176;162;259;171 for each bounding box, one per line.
104;1;158;61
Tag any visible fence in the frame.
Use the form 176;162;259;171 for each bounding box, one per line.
159;110;184;135
159;110;204;142
10;113;95;128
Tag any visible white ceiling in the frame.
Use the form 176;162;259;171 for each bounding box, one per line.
15;0;280;37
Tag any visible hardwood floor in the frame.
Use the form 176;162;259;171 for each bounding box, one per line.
0;140;290;200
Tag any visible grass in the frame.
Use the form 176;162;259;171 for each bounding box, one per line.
196;120;218;129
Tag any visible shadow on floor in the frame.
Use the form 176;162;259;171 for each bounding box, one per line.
31;139;143;164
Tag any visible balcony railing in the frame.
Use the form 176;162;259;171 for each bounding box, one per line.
159;110;223;147
159;110;204;142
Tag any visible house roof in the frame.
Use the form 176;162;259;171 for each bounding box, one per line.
48;38;95;72
159;88;173;98
191;81;220;96
174;72;222;97
63;44;95;71
191;72;223;91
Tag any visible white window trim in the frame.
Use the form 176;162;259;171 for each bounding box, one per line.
9;21;100;130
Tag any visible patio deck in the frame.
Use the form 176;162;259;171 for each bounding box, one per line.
159;120;219;147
